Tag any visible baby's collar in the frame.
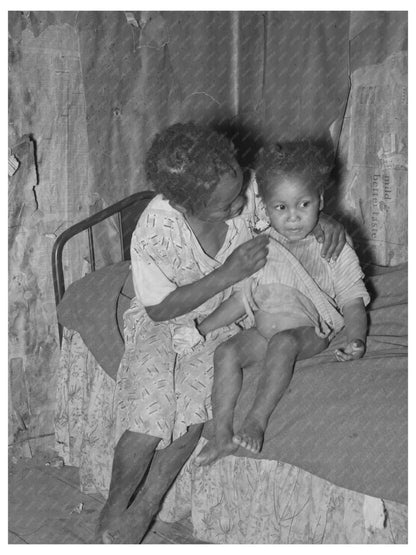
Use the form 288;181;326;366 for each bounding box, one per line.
267;228;314;244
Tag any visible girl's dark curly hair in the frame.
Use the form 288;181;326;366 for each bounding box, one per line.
145;122;238;213
255;140;334;199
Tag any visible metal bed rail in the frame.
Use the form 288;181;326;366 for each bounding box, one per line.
51;190;155;344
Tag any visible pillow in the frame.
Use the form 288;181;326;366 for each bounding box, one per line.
57;261;131;380
116;270;135;339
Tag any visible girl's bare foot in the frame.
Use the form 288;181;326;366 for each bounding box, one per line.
233;418;265;454
100;514;132;544
195;433;238;466
95;505;124;543
100;516;123;544
99;502;156;544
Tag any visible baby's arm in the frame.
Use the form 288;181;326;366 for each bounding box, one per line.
197;292;246;337
335;298;367;362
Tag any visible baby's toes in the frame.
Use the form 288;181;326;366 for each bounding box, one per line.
247;438;260;453
253;440;261;453
232;434;244;447
240;437;250;450
247;443;258;453
242;435;258;453
235;433;249;449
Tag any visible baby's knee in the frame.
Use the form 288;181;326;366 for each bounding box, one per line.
268;329;299;352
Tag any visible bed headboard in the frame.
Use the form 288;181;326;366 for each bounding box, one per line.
51;190;155;343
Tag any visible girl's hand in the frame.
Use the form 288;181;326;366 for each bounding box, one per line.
335;339;366;362
221;235;269;282
313;213;346;261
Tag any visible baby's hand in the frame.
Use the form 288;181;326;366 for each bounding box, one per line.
334;339;366;362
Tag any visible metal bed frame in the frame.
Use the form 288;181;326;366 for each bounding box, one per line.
51;190;155;344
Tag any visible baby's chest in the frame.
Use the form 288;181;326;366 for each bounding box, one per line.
287;246;335;293
260;255;335;298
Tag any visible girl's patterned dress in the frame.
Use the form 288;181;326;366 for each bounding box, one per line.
113;180;261;449
55;177;264;493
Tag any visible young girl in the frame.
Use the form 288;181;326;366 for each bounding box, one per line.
195;141;370;466
97;126;346;543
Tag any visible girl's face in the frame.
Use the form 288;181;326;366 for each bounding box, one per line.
263;174;323;241
192;165;245;223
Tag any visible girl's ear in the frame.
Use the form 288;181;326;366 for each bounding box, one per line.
319;192;324;211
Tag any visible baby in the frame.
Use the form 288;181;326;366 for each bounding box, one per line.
195;141;370;466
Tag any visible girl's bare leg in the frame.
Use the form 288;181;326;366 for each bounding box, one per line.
96;430;160;542
102;423;203;544
195;329;268;466
234;327;328;453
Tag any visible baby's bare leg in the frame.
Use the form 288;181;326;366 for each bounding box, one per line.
195;329;268;466
234;327;328;454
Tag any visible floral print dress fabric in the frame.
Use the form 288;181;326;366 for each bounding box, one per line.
113;181;260;449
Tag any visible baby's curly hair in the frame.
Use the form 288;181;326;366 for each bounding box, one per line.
145;122;238;213
255;140;334;199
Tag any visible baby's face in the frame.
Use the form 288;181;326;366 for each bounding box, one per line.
263;175;323;241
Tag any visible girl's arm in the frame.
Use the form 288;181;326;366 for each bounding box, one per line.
146;235;268;321
334;298;367;362
197;293;246;337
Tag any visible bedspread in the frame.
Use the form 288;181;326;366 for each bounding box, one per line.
55;263;407;542
159;440;407;543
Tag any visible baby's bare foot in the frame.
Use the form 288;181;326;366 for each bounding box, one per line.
195;435;237;466
233;418;265;454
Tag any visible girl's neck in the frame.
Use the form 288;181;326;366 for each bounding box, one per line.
185;213;212;233
184;214;228;258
